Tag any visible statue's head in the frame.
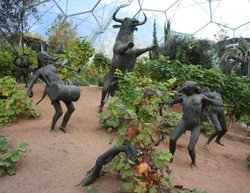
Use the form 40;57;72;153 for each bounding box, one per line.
37;51;54;67
179;81;199;95
112;6;147;31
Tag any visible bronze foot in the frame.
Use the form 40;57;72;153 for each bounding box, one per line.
59;125;67;133
50;129;56;137
215;140;224;146
203;143;209;151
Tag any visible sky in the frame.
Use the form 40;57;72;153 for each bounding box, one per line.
30;0;250;49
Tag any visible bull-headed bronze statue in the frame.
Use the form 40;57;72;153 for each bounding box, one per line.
99;6;155;112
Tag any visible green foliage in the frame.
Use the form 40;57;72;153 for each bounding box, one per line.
0;76;40;128
86;186;101;193
135;56;185;86
220;37;250;77
200;121;214;137
99;71;204;192
15;46;38;68
56;37;95;82
163;19;171;49
86;53;110;86
99;70;176;133
135;56;171;82
0;136;28;176
136;57;250;123
23;33;46;52
161;35;214;68
150;19;160;60
70;71;90;86
92;53;110;69
0;0;40;35
46;14;77;51
0;44;15;77
239;115;250;127
0;43;38;79
160;111;182;135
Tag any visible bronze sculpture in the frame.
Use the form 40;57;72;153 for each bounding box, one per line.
160;81;231;168
77;139;136;187
13;53;32;87
99;6;155;112
202;91;229;150
27;51;80;136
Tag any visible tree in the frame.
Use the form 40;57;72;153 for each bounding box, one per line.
92;53;111;86
161;35;214;68
164;19;171;51
0;0;47;43
150;19;159;60
220;37;250;78
46;14;78;52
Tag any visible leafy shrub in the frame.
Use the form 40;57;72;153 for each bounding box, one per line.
86;186;101;193
0;43;38;82
85;53;110;86
70;72;90;86
160;35;214;68
200;121;214;137
0;44;15;77
0;76;40;127
56;37;95;81
160;111;182;135
135;57;250;123
135;56;186;86
135;57;171;82
99;71;205;193
0;136;28;176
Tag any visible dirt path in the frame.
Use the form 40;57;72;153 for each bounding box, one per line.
0;84;249;193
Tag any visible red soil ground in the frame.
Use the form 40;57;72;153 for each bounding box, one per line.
1;84;249;193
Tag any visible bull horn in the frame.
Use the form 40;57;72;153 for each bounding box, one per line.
137;12;147;26
113;6;123;23
113;24;121;28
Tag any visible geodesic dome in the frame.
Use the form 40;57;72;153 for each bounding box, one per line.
30;0;250;47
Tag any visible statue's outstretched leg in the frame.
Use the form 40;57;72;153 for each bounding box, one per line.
204;113;220;150
14;71;22;84
23;72;28;88
188;126;200;169
50;100;63;136
215;115;228;146
99;73;113;113
60;101;75;133
204;130;219;150
99;89;107;113
215;130;226;145
169;120;185;162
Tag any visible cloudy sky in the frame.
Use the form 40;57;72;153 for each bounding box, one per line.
31;0;250;47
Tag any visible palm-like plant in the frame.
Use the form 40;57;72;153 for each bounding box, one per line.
221;38;250;78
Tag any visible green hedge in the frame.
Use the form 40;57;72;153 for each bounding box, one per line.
0;76;40;127
135;56;250;121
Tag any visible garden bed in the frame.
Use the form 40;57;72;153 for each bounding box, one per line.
1;84;249;193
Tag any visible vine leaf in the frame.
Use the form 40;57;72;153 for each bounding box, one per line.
135;162;151;177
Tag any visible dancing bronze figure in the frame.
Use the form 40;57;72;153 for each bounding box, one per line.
160;81;231;168
27;51;80;136
13;53;32;87
202;91;229;150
